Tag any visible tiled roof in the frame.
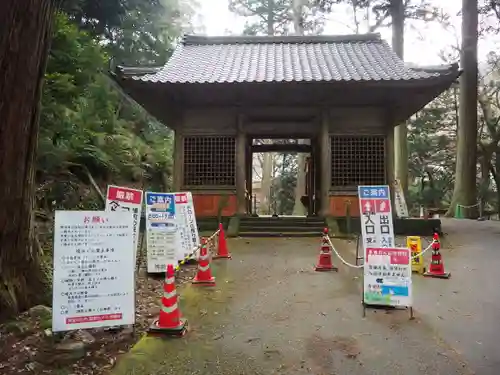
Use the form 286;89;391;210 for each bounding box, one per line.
126;34;458;84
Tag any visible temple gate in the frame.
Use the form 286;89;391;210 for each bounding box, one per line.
115;33;459;220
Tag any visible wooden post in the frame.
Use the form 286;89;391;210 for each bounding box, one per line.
236;115;247;215
385;112;396;209
319;111;331;217
173;130;183;191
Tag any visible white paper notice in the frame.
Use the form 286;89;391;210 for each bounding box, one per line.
173;192;200;259
105;185;143;261
145;192;180;273
52;210;135;332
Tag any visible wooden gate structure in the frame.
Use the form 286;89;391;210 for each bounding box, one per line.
114;33;460;219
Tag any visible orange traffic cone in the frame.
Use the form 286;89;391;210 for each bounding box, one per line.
315;228;338;272
423;232;451;279
192;238;216;286
148;264;187;336
213;223;231;259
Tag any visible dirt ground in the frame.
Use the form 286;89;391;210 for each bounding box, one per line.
4;219;500;375
110;235;482;375
0;265;198;375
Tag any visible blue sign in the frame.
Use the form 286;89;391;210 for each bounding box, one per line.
358;185;390;199
145;192;175;216
381;285;409;297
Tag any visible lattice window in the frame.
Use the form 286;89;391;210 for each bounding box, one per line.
330;136;385;188
183;136;236;186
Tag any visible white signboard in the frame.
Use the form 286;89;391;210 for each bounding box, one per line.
363;247;412;307
52;211;135;332
173;192;200;258
105;185;143;260
358;185;395;250
145;192;181;273
393;179;409;218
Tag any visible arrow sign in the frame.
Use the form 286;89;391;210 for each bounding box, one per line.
360;199;375;213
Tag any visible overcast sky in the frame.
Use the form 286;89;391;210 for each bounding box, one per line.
195;0;499;66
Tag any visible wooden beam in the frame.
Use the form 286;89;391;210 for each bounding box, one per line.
251;144;312;153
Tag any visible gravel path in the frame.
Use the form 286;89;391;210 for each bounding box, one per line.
112;234;481;375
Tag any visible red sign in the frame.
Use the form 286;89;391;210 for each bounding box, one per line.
107;186;142;204
375;199;391;213
366;248;410;265
175;193;188;204
360;199;375;213
66;313;122;324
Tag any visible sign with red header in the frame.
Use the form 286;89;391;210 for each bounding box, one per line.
105;185;144;261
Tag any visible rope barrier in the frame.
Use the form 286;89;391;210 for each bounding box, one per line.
326;236;434;269
174;229;220;271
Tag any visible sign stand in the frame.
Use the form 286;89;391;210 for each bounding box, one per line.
357;185;413;321
355;234;363;266
361;283;414;320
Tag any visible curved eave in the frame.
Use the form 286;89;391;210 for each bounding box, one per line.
111;65;461;129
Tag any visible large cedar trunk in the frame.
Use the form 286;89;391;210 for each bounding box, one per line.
391;0;408;194
292;0;308;216
445;0;478;218
0;0;58;316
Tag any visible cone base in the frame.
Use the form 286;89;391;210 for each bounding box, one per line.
148;318;188;337
192;276;216;286
423;271;451;279
213;253;232;259
315;265;339;272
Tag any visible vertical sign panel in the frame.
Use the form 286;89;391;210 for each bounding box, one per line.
145;192;181;273
407;236;424;274
52;211;135;332
393;179;409;218
358;185;395;249
364;247;412;307
358;185;410;307
173;192;200;259
105;185;143;261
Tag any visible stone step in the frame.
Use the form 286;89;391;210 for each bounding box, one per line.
241;216;325;223
240;221;325;227
238;225;325;233
238;231;321;237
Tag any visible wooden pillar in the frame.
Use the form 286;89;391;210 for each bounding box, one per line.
236;115;247;215
173;130;183;191
385;113;396;208
319;111;331;217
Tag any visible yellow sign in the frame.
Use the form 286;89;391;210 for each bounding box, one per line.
407;236;424;274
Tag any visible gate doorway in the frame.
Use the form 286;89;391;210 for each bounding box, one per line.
247;138;318;217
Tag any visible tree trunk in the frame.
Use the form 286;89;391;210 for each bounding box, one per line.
260;151;273;214
445;0;478;218
267;0;275;35
292;0;308;216
391;0;408;195
0;0;58;317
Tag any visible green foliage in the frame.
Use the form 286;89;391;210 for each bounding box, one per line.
272;153;298;215
37;12;176;211
407;87;458;210
228;0;325;35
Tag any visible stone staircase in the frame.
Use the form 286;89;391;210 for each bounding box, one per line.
238;216;326;237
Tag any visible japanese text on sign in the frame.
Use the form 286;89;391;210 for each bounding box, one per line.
105;185;143;262
358;185;395;250
393;179;409;218
364;247;412;307
407;236;424;273
52;211;135;332
173;192;200;259
145;192;181;273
